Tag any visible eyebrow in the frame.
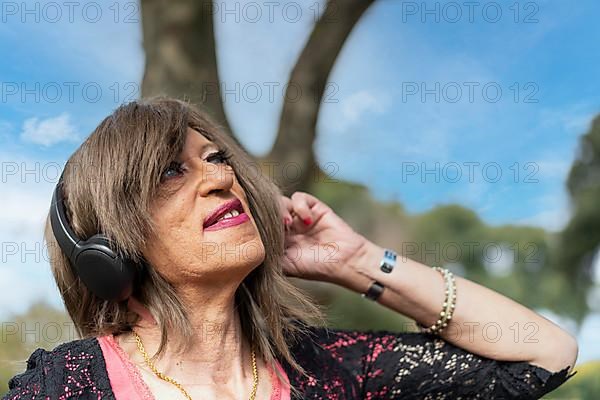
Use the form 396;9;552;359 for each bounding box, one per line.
200;142;217;152
177;142;218;163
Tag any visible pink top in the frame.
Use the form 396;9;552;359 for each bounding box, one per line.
97;334;291;400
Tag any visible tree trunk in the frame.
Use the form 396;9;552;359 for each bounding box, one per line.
140;0;236;143
140;0;376;192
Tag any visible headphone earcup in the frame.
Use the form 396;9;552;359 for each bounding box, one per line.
73;234;136;301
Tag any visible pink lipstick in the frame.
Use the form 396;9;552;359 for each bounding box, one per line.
203;198;249;232
204;212;249;231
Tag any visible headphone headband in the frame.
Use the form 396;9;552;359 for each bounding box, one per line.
49;168;136;301
50;171;80;262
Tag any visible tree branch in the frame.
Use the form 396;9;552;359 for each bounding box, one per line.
266;0;376;194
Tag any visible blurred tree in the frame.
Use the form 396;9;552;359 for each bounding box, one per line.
0;302;74;395
140;0;376;194
307;179;586;331
140;0;234;142
138;1;594;325
558;114;600;323
404;204;576;317
546;360;600;399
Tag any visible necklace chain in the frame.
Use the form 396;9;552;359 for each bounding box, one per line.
132;330;258;400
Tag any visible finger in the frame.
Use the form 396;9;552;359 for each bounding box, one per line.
290;191;316;227
279;195;294;226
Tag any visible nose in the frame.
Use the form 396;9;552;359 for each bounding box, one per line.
193;161;235;197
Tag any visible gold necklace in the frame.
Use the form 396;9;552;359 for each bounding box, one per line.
132;330;259;400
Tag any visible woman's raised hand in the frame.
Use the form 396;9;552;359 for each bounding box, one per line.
278;191;368;282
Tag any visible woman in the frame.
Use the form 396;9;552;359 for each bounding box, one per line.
5;97;577;400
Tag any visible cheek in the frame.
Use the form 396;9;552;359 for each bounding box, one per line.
145;203;201;275
151;225;191;261
154;191;199;237
145;236;215;286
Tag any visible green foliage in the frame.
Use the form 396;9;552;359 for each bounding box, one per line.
309;175;584;327
557;114;600;324
0;302;74;394
567;115;600;197
3;120;599;396
321;283;414;332
546;361;600;399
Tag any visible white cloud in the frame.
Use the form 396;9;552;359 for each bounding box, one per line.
323;90;390;134
512;156;573;232
538;104;598;138
0;157;62;318
0;185;53;239
534;158;572;181
514;192;572;232
0;119;14;142
0;265;62;320
335;90;389;131
20;113;79;147
517;209;570;233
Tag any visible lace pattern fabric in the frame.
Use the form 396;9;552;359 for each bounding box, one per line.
4;337;115;400
286;326;577;400
3;325;576;400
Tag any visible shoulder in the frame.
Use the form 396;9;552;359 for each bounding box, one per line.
3;337;114;400
296;323;425;357
287;323;425;362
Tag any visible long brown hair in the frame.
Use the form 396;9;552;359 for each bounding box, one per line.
43;96;325;392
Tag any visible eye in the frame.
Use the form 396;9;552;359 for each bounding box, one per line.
161;161;186;181
205;149;231;165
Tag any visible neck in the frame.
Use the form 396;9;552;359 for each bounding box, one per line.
121;282;255;386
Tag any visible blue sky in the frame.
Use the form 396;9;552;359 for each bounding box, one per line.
0;0;599;361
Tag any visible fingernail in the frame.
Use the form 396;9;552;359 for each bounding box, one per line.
303;217;312;226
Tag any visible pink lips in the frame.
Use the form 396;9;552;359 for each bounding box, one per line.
204;212;249;231
203;198;249;232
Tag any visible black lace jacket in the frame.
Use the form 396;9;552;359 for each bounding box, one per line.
3;325;576;399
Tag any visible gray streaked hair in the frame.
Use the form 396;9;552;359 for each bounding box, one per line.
44;96;325;394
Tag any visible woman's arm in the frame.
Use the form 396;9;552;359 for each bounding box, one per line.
331;238;579;375
279;191;578;376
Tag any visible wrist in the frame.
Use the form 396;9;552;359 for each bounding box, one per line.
348;239;386;278
330;239;385;292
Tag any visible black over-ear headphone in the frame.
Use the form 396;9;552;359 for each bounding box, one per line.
49;171;137;301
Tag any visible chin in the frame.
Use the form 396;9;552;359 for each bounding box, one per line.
235;237;267;269
196;236;265;272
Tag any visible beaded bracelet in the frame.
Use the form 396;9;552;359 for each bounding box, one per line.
417;267;457;335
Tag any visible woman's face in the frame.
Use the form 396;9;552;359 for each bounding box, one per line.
143;128;265;287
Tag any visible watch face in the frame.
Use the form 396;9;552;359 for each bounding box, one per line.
381;262;394;273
